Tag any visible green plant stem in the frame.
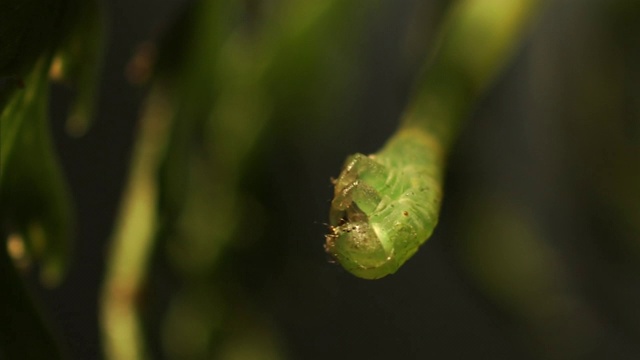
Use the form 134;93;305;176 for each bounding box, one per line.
100;1;243;358
326;0;543;279
100;87;171;360
101;1;381;358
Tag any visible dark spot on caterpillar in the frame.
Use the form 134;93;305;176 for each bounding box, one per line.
403;211;409;216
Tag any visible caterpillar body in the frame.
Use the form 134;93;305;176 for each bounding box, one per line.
325;0;541;279
325;129;444;279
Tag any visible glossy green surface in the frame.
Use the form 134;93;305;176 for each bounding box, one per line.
326;0;542;279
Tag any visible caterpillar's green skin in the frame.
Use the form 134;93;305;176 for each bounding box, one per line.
325;0;541;279
325;129;444;279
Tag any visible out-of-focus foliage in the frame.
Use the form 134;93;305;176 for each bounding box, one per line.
101;1;385;359
0;0;104;357
0;1;62;107
447;0;640;358
1;0;103;285
0;57;72;286
50;0;105;136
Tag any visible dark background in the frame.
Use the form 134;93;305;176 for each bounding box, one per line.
33;0;640;359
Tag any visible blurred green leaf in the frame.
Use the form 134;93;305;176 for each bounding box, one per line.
49;0;105;136
1;0;103;287
0;57;74;286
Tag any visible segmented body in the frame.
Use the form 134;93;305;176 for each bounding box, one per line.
324;0;541;279
325;129;444;279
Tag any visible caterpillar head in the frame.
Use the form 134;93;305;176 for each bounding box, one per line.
325;153;399;279
325;216;399;279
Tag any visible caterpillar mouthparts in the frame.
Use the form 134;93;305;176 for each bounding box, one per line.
325;206;399;280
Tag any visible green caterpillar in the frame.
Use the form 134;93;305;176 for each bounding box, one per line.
325;0;542;279
325;129;443;279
